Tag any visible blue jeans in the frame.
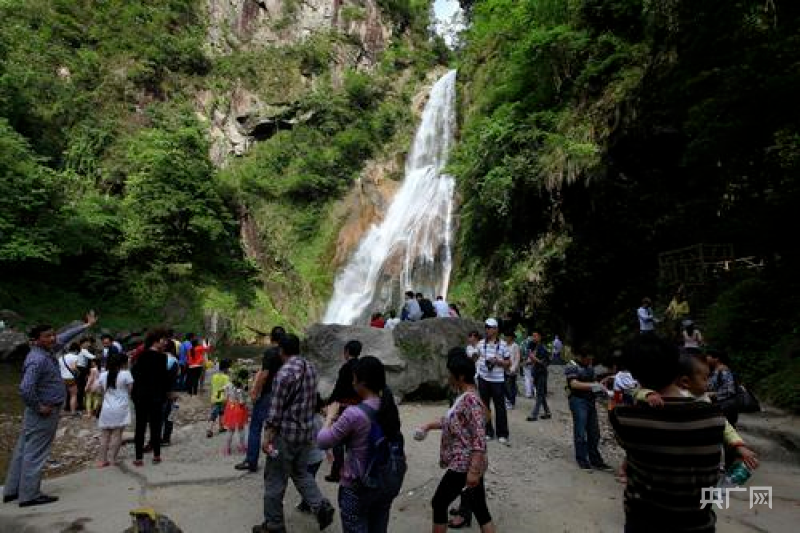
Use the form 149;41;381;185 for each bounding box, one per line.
246;394;270;467
568;395;603;466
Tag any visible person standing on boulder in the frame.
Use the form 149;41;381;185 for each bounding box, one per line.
476;318;511;445
4;311;97;507
254;333;335;532
324;339;362;483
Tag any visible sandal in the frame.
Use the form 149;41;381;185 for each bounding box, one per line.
133;460;144;467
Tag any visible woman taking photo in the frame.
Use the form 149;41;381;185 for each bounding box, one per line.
317;355;405;533
131;328;169;466
416;347;496;533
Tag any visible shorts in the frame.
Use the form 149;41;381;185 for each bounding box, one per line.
209;402;225;421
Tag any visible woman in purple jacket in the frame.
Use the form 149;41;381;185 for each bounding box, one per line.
317;356;403;533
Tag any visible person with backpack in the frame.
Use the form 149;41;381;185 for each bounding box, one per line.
416;347;496;533
317;356;406;533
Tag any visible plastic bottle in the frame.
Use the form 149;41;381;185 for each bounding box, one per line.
727;461;752;485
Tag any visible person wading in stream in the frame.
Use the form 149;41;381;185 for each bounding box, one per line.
4;311;97;507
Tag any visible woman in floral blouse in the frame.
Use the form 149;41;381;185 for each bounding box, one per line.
417;347;495;533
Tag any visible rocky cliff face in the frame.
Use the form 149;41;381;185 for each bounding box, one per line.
207;0;391;58
202;0;394;165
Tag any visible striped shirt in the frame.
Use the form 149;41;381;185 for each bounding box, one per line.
266;355;318;445
609;398;726;533
476;338;509;383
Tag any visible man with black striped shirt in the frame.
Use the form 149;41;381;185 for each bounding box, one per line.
610;335;726;533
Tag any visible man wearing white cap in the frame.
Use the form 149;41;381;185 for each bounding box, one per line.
476;318;512;445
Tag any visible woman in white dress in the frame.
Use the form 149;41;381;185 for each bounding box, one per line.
95;352;134;467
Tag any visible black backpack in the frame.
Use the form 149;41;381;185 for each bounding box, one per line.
355;403;407;499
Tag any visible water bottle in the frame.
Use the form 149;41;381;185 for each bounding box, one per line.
727;461;752;485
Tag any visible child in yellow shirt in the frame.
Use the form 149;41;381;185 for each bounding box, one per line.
206;359;232;438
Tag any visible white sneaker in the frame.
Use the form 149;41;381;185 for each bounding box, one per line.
498;437;509;446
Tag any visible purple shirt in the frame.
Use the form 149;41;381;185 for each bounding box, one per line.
20;324;88;409
317;396;380;488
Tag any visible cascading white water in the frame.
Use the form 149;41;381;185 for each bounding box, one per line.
323;70;458;325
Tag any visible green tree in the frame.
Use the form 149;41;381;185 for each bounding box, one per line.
0;119;64;262
119;122;230;266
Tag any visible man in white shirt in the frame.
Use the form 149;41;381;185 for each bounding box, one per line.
637;297;657;333
477;318;512;445
433;296;450;318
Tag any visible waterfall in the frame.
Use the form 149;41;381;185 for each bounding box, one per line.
323;70;458;325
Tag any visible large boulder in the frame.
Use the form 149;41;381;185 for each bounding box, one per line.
304;318;482;400
0;329;28;362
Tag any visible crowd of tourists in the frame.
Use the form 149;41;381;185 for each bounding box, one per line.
370;292;461;329
2;294;762;533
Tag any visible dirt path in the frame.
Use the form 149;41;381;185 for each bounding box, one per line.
1;372;799;532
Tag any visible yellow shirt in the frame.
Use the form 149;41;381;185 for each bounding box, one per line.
210;372;230;404
666;299;690;319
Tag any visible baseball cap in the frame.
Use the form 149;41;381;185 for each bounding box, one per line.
485;318;498;328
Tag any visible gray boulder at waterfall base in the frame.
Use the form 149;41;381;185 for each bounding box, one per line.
0;329;28;361
304;318;482;399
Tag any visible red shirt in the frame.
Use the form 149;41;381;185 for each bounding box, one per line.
370;317;385;328
188;344;206;367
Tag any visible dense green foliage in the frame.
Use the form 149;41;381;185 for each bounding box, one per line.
0;0;441;334
451;0;800;408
